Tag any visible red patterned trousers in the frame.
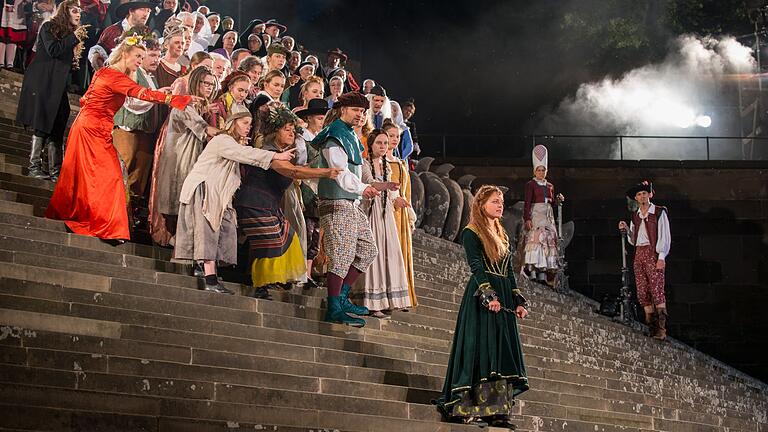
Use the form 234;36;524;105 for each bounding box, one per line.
634;246;666;307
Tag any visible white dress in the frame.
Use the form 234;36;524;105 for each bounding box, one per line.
352;159;412;311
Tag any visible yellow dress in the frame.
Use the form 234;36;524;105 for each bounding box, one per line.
388;157;417;307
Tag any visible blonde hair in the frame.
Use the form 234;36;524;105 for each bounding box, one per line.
299;76;324;105
107;42;147;68
467;185;509;263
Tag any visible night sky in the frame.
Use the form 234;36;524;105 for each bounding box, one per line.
204;0;615;137
204;0;755;145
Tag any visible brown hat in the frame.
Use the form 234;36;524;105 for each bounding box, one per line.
326;47;348;62
334;92;369;109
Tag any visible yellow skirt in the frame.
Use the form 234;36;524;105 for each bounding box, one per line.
251;234;307;287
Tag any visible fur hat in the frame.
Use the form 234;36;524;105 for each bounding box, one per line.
334;92;369;109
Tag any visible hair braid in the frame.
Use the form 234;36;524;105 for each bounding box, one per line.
381;154;390;218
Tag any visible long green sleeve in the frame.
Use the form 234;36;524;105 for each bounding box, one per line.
462;228;497;306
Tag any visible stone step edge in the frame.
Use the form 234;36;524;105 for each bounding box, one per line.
0;383;458;429
0;293;453;369
0;361;442;410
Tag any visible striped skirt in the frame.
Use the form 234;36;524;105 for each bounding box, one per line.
237;206;294;261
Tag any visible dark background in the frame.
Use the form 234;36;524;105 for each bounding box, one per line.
205;0;754;137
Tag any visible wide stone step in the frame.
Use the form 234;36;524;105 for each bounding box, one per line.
0;382;483;432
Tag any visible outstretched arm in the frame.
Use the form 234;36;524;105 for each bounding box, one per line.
271;160;340;180
112;72;192;110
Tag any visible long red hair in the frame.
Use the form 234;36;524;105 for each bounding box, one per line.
467;185;509;263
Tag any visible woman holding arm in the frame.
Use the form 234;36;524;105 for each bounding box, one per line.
45;31;194;241
173;106;294;293
234;102;340;300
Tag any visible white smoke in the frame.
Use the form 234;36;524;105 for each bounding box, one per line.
541;35;756;159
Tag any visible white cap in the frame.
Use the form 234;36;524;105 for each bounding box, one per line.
532;144;548;173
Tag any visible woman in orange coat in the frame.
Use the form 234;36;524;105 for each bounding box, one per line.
46;33;193;241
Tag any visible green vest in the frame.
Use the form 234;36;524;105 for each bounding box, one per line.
113;69;160;133
312;119;364;200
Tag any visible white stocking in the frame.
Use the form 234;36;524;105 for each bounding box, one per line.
0;42;6;67
5;43;16;68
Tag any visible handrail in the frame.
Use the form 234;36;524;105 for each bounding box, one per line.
416;133;768;161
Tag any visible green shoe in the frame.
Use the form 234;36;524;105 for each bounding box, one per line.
340;283;369;316
325;296;366;327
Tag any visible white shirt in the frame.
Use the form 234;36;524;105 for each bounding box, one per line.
627;203;671;260
321;142;368;196
117;68;159;132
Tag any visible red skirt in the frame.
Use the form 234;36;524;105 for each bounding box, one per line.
0;27;27;44
45;113;130;240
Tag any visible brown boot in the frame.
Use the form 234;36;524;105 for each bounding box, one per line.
654;308;668;340
644;311;658;338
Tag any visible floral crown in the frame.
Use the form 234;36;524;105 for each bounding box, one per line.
124;35;146;47
119;27;156;48
261;102;303;136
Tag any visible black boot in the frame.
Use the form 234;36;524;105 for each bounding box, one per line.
654;307;668;340
27;136;48;179
47;139;62;182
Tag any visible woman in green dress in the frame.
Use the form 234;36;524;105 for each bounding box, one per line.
435;185;530;428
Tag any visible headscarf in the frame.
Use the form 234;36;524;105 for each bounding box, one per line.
390;100;414;159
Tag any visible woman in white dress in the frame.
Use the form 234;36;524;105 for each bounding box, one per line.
353;129;412;317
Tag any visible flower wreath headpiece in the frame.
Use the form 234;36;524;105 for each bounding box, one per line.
262;102;303;136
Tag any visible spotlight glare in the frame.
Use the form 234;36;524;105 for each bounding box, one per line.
695;115;712;128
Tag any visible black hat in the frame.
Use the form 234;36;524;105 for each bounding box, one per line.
116;0;153;20
626;181;653;200
295;98;330;118
326;47;348;62
369;85;387;98
264;19;287;32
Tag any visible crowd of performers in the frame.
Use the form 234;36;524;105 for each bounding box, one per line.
10;1;672;428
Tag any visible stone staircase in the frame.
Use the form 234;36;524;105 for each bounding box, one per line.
0;71;766;431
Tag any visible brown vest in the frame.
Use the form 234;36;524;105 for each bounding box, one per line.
632;206;666;251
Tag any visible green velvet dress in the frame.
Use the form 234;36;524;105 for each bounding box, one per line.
435;226;529;421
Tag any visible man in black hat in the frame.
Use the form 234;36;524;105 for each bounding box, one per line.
295;98;329;289
323;47;347;77
310;92;398;327
264;19;286;39
96;0;152;52
618;181;671;340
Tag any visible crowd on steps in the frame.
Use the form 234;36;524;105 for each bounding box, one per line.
5;0;675;428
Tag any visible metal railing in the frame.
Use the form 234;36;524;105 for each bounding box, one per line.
418;134;768;161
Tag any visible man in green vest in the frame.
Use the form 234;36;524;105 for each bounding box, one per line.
113;35;163;226
312;91;398;327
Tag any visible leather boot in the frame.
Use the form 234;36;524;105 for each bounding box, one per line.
644;311;658;338
47;140;62;182
340;283;369;316
654;307;668;340
27;136;48;179
325;296;365;327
